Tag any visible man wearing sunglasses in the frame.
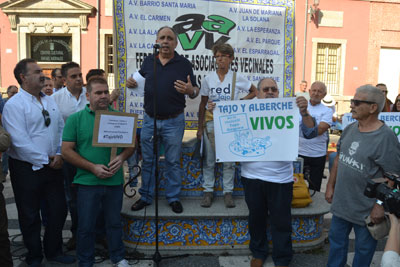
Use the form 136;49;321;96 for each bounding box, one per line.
2;59;74;266
235;78;315;267
325;85;400;267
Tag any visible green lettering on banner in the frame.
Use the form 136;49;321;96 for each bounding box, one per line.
178;31;204;50
250;117;259;130
391;126;400;136
202;15;236;35
286;115;294;129
264;117;274;129
275;116;285;129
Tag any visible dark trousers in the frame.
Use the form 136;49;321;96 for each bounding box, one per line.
299;154;326;192
0;183;12;267
241;177;293;266
63;161;78;236
77;185;125;266
63;161;106;240
9;157;67;265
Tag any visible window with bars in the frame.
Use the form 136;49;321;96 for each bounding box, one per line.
315;43;341;95
105;35;114;74
105;34;115;89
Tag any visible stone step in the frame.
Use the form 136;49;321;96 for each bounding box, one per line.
121;192;330;255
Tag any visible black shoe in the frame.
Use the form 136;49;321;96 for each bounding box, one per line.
65;236;76;251
131;199;150;211
169;201;183;213
95;237;108;250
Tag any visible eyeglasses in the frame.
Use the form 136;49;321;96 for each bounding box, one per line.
42;109;51;127
350;99;376;106
261;87;278;93
214;55;230;59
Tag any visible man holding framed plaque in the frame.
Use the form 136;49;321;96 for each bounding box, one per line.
61;77;134;267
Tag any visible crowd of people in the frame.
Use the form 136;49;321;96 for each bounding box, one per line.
0;25;399;267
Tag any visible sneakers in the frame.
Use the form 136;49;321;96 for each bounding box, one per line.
114;259;130;267
200;192;213;207
224;192;235;208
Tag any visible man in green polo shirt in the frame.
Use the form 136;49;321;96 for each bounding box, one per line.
62;77;134;267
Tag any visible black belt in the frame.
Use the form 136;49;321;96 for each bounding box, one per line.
148;111;183;120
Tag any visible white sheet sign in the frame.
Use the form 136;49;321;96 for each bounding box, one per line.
98;114;135;144
342;112;400;142
213;98;299;162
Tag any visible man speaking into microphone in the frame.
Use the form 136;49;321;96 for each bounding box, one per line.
127;26;199;213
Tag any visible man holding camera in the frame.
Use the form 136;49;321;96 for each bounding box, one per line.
325;85;400;267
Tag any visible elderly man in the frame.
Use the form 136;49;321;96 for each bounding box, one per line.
51;68;64;93
2;59;74;266
298;81;333;191
325;85;400;267
295;80;309;100
127;26;199;213
235;78;314;267
62;77;133;267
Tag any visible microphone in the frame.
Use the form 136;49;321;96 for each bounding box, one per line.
153;43;161;49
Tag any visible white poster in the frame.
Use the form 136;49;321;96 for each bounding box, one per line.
98;114;135;144
213;98;299;162
114;0;295;129
342;112;400;142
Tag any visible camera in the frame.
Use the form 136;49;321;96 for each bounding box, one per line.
364;172;400;218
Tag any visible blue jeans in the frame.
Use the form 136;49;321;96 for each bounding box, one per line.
76;185;125;267
203;121;235;193
241;177;293;266
139;113;185;204
327;215;377;267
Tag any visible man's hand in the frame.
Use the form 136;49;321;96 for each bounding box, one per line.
108;155;124;174
127;77;138;88
296;96;309;115
49;155;63;169
325;183;334;203
207;100;216;113
91;164;113;179
174;75;194;96
370;203;385;224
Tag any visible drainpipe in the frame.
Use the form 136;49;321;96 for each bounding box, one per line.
97;0;100;68
302;0;308;80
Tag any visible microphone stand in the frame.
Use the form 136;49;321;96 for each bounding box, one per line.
150;44;188;267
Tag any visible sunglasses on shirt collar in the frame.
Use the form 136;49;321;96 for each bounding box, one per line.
42;109;51;127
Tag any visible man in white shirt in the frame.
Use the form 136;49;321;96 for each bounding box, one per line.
239;78;314;267
51;68;64;93
51;61;88;250
2;58;75;266
298;81;333;191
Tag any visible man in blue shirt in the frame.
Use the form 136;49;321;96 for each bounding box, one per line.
127;26;199;213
